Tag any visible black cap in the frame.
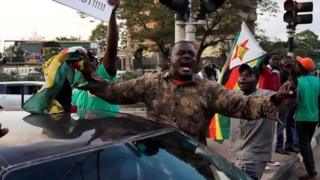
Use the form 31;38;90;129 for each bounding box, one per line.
239;64;259;78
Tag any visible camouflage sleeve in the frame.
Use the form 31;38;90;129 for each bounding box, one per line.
85;73;153;105
208;83;279;120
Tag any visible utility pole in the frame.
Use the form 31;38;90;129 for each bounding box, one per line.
160;0;225;42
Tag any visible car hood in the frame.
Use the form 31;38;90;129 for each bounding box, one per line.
0;110;167;167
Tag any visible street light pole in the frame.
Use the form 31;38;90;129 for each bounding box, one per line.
287;26;295;57
175;18;186;42
185;24;196;42
174;0;205;42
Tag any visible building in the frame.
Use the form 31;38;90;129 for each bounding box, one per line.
3;40;99;64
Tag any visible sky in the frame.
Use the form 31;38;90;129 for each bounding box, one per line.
0;0;319;52
257;0;320;41
0;0;101;52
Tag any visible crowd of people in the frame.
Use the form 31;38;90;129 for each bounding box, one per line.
0;0;319;179
200;53;319;180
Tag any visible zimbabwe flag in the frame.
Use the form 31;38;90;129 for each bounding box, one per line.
23;47;90;114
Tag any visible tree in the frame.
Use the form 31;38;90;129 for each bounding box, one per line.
294;30;320;59
258;35;287;55
4;45;25;63
118;0;279;68
89;23;108;51
118;0;174;60
195;0;278;66
258;30;320;64
56;36;81;41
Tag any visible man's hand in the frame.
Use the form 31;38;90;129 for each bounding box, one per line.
281;57;298;83
0;123;8;138
76;49;101;82
281;57;295;68
272;81;296;105
107;0;119;11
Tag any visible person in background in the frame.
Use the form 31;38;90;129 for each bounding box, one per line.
258;53;281;91
230;64;275;180
293;56;319;180
258;53;291;155
38;0;120;114
279;56;299;153
198;60;220;81
273;56;299;154
71;0;120;113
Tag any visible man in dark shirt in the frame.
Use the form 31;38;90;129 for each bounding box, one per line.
276;56;299;154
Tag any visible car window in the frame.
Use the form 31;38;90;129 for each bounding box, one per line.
5;85;22;95
3;132;249;180
3;151;98;180
24;85;41;95
0;85;4;94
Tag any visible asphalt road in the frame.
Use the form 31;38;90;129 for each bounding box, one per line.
288;143;320;180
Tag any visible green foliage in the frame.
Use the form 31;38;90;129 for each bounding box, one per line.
118;0;174;57
258;30;320;64
118;0;279;69
259;35;287;55
89;23;108;50
196;0;279;65
4;45;25;63
294;30;320;59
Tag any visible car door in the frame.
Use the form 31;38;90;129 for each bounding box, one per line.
23;84;41;102
0;85;5;109
2;84;23;109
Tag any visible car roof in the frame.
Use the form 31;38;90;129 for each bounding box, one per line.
0;110;170;168
0;81;44;86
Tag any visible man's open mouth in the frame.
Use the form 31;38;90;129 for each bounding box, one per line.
180;62;193;72
239;83;250;88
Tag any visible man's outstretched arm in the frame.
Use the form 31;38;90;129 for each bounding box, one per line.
79;73;154;105
208;81;296;121
103;0;119;77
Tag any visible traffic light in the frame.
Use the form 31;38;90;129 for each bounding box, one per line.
198;0;225;20
200;0;224;13
159;0;189;21
283;0;313;27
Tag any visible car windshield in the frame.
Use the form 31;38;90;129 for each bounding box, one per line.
3;130;249;180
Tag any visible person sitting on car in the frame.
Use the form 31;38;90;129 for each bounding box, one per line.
71;0;120;114
24;0;120;115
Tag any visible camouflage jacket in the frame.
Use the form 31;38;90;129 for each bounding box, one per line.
86;71;278;143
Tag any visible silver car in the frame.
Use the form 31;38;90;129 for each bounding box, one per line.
0;81;43;110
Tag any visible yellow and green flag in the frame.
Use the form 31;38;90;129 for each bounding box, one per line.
23;47;91;114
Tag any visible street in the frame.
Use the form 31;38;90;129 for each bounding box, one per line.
288;141;320;180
